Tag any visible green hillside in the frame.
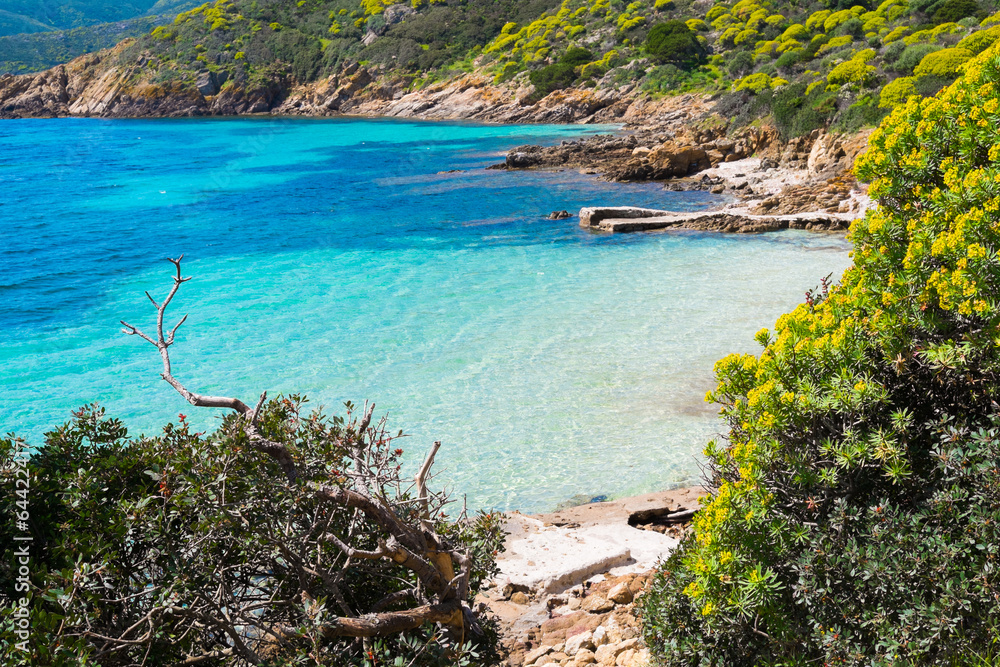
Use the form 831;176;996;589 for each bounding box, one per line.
0;0;163;36
101;0;1000;133
7;0;1000;135
0;16;169;73
0;0;202;74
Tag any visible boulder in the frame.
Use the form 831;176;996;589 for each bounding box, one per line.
524;645;554;665
581;595;614;613
607;583;633;605
196;71;217;96
605;143;711;181
565;630;596;656
508;151;541;169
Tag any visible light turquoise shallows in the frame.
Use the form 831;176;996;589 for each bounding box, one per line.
0;117;852;512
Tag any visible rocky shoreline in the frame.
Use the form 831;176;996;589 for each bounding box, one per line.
482;487;705;667
497;123;873;228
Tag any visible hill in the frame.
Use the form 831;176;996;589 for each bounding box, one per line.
2;0;1000;139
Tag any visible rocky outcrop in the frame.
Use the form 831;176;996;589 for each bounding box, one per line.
578;206;850;233
483;488;705;667
602;142;711;181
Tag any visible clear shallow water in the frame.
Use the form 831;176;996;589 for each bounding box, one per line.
0;117;852;512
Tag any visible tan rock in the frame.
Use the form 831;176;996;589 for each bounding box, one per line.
573;649;598;665
564;630;595;656
511;591;530;605
581;595;614;613
616;649;636;666
524;645;554;666
625;648;650;667
594;644;619;665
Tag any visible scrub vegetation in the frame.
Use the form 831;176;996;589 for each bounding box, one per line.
640;43;1000;665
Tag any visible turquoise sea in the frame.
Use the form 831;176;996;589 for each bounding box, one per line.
0;117;852;512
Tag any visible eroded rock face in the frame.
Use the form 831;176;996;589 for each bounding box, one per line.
603;142;711;181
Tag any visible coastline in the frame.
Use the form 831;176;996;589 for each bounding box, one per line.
0;47;874;229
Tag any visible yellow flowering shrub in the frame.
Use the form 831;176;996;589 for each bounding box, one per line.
816;33;853;54
640;43;1000;665
826;57;876;85
913;47;973;77
879;75;916;107
822;8;855;32
706;4;730;21
805;9;832;30
779;22;807;41
733;71;787;91
957;26;1000;55
883;25;910;43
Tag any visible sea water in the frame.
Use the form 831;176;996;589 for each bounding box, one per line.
0;117;852;512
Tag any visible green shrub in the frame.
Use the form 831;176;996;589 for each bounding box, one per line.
889;42;943;73
727;49;755;76
639;44;1000;666
561;45;594;66
529;61;577;94
834;92;887;130
914;72;955;94
774;48;801;68
645;19;705;67
0;402;504;666
913;46;974;76
934;0;983;23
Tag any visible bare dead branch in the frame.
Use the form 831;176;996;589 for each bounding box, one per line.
415;441;441;520
313;601;464;638
121;257;296;481
168;648;235;667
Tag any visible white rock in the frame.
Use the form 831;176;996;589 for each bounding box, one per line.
565;631;595;656
592;626;609;647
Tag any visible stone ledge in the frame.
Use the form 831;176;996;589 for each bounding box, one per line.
578;206;850;234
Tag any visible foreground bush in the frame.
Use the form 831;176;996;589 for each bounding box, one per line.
640;45;1000;665
0;260;504;667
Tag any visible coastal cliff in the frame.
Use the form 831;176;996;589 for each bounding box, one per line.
0;41;646;122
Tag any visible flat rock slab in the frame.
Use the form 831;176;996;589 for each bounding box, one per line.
579;206;849;233
496;512;681;594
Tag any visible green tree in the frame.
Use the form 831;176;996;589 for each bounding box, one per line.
645;20;705;68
